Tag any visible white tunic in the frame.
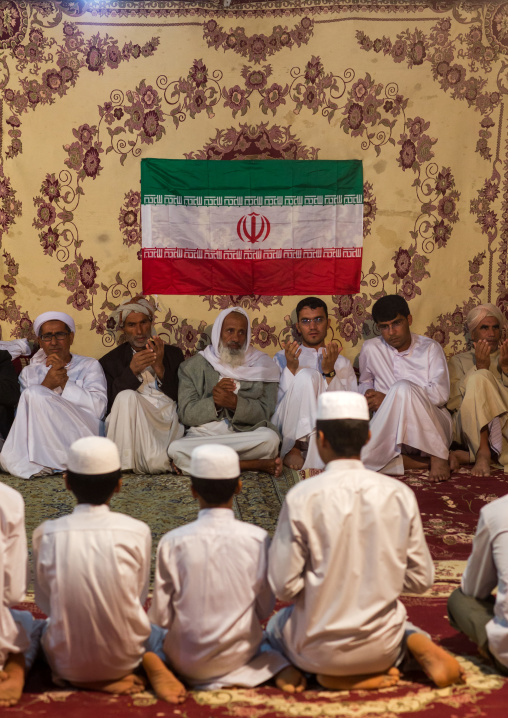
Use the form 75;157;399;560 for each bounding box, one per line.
268;459;434;675
461;494;508;669
359;334;452;473
272;347;357;469
0;353;107;478
0;482;30;669
33;504;151;684
149;508;288;689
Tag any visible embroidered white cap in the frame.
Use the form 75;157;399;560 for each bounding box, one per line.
34;311;75;337
68;436;121;475
317;391;370;421
190;444;240;480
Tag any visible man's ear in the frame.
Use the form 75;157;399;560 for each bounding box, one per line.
63;472;70;491
191;486;199;500
114;478;122;494
235;479;242;495
407;314;413;327
316;429;327;449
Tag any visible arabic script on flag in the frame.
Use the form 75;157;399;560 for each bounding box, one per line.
141;158;363;295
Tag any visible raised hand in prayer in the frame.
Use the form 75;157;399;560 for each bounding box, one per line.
146;336;166;381
321;341;342;378
213;378;238;411
130;345;158;376
365;389;385;412
283;339;302;375
473;339;491;371
42;353;68;390
499;338;508;375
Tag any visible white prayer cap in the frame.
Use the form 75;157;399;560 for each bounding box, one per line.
190;444;240;480
466;303;506;334
34;311;75;337
68;436;121;475
317;391;370;421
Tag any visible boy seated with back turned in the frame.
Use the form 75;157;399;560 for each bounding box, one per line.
267;391;464;689
148;443;306;692
32;436;186;703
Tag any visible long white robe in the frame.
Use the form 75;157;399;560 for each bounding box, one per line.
149;508;288;689
359;334;452;474
0;353;107;478
33;504;151;684
106;367;184;473
0;482;30;669
461;494;508;669
272;347;358;469
268;459;434;675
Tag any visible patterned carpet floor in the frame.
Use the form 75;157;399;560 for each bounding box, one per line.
2;464;508;717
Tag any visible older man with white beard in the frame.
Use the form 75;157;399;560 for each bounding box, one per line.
168;308;282;476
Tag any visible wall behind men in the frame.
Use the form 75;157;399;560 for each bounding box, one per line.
0;0;503;364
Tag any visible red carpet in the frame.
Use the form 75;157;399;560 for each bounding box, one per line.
9;466;508;717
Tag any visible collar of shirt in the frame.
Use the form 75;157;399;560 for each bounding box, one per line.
381;332;416;358
324;458;365;473
198;507;235;521
72;503;111;515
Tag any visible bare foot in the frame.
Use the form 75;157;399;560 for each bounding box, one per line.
428;456;451;483
274;665;306;693
169;460;182;476
142;652;187;704
471;449;491;477
240;457;283;477
283;448;305;470
317;667;400;691
73;673;146;695
407;633;465;687
449;450;469;473
0;654;25;707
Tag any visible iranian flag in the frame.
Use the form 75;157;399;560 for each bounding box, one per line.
141;158;363;295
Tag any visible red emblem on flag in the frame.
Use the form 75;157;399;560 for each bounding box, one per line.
237;212;271;244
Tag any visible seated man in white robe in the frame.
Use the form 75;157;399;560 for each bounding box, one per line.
359;295;452;482
0;311;107;479
267;391;463;690
100;296;184;473
448;304;508;477
272;296;357;470
168;307;282;476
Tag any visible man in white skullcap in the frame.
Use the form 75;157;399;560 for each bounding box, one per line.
358;295;452;482
99;295;185;473
149;443;305;693
448;303;508;476
272;297;357;471
267;391;463;690
32;436;186;703
0;311;107;479
168;308;282;476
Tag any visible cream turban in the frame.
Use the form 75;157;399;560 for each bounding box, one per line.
34;311;75;337
466;304;506;334
109;295;155;329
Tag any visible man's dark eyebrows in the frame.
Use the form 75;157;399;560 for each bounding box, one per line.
480;323;499;329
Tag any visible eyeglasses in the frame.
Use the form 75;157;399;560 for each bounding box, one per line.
39;332;71;342
300;317;326;325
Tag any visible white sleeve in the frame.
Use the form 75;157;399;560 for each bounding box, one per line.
268;499;307;601
147;539;176;630
333;355;358;392
61;360;108;419
358;344;374;395
2;494;27;606
424;343;450;407
462;510;499;599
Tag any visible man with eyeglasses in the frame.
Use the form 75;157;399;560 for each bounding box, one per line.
359;295;452;483
272;297;357;470
0;311;107;479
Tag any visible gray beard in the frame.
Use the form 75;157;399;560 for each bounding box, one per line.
218;342;246;369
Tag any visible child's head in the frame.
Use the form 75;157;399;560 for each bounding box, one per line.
316;392;370;462
190;444;241;507
65;436;122;505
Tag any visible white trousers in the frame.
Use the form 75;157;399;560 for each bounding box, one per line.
168;422;279;474
361;380;452;475
0;385;101;479
106;389;184;474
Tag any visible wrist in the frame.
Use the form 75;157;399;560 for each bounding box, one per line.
322;369;336;378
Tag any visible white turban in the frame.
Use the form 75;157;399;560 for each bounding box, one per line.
34;311;75;337
466;304;506;334
109;296;155;329
201;307;280;382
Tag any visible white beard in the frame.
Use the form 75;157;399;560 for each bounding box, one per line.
218;342;246;369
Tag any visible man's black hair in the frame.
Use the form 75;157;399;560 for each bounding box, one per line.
316;418;370;457
39;322;72;337
372;295;410;324
66;469;121;505
191;476;240;505
296;297;328;320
